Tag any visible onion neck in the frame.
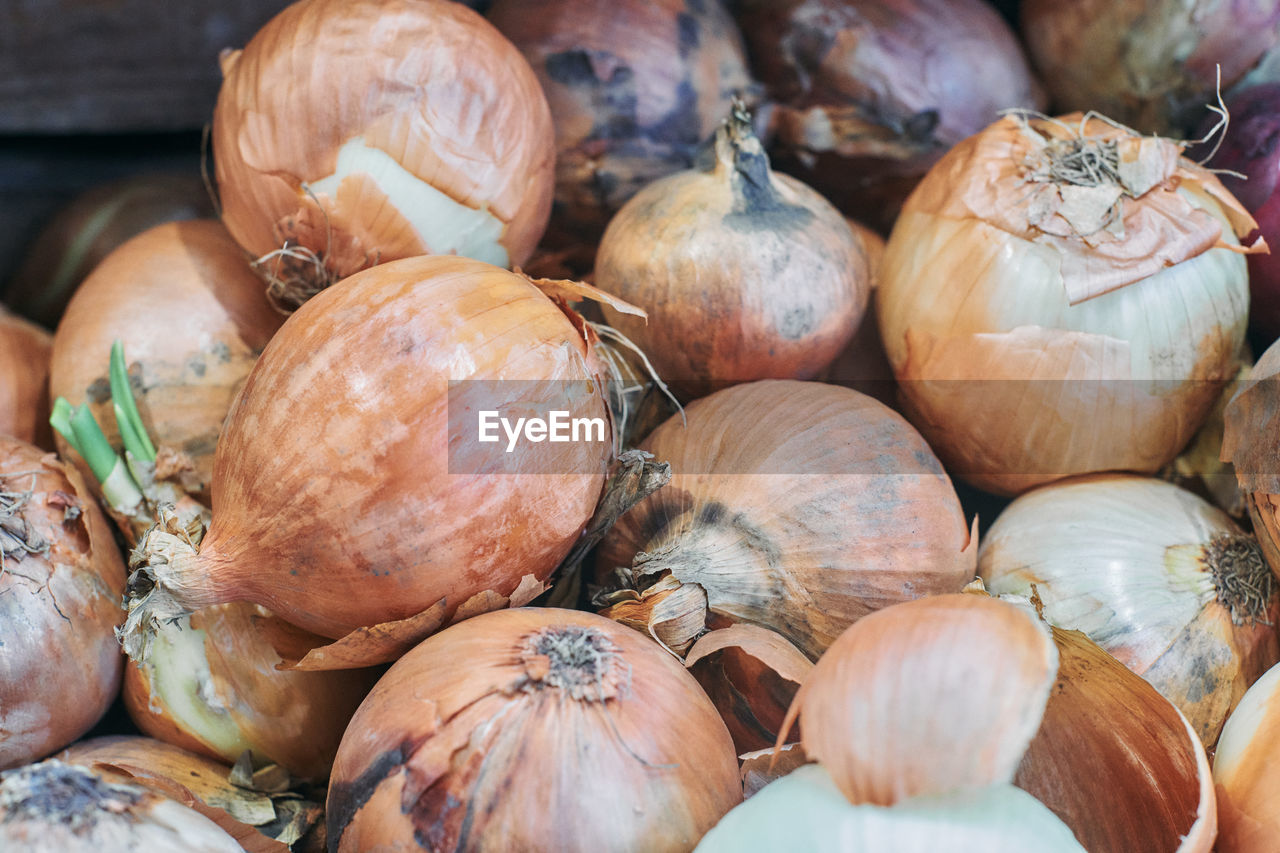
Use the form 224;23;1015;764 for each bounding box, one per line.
712;103;780;202
1205;533;1276;625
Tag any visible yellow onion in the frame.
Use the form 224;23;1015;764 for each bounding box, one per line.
878;112;1262;495
122;256;620;669
0;759;243;852
213;0;555;309
980;474;1278;745
60;735;322;853
3;173;214;328
326;607;742;852
1223;337;1280;580
1213;660;1280;851
50;220;283;507
823;220;895;407
1022;0;1280;134
487;0;755;242
593;108;871;399
728;0;1044;228
0;436;124;770
0;307;52;448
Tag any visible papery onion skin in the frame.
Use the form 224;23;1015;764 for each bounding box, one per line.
0;308;53;448
213;0;555;298
50;220;283;505
326;607;742;853
594;111;870;399
878;113;1255;496
728;0;1044;228
1223;339;1280;581
0;437;125;771
598;380;975;661
488;0;755;243
1213;661;1280;852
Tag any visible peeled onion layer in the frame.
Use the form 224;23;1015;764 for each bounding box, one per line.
1224;337;1280;580
694;765;1085;853
1214;662;1280;851
738;743;807;799
0;308;53;448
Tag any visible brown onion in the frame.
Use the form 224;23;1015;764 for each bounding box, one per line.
823;220;894;407
213;0;555;309
3;173;214;328
488;0;755;243
326;607;742;852
0;307;52;448
1223;338;1280;580
50;220;282;507
728;0;1044;228
1213;661;1280;851
0;436;124;770
594;108;871;399
122;256;618;669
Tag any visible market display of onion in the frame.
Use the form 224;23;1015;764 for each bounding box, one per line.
0;307;52;448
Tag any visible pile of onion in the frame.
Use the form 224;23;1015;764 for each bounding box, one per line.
727;0;1044;228
1213;661;1280;852
592;106;871;399
213;0;555;309
1223;337;1280;579
979;474;1278;745
122;256;624;670
326;607;742;852
877;111;1263;495
0;307;52;447
0;436;125;770
487;0;756;245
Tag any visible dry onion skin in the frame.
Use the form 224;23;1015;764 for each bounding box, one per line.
728;0;1044;228
50;220;283;506
0;436;125;770
1214;661;1280;852
326;608;742;852
823;220;895;406
487;0;755;242
593;108;870;399
122;255;615;668
877;112;1261;496
0;760;243;852
0;307;53;448
1021;0;1280;135
1224;338;1280;580
213;0;555;308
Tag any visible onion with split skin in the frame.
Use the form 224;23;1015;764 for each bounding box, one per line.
213;0;555;309
0;307;53;448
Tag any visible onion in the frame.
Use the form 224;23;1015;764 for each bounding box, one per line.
728;0;1044;228
0;307;52;448
3;173;214;328
325;607;742;852
212;0;555;309
487;0;755;243
50;220;282;508
0;436;124;770
1021;0;1280;135
0;760;243;852
593;107;871;399
877;112;1262;496
122;256;620;669
823;220;894;407
1223;337;1280;580
1213;661;1280;851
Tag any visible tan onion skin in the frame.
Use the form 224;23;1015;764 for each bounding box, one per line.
487;0;754;240
594;118;871;400
49;220;283;505
598;380;975;660
155;256;610;640
0;308;53;448
823;220;895;407
326;608;743;852
1223;338;1280;581
1016;628;1216;853
213;0;555;281
0;437;125;770
1214;664;1280;852
123;602;377;781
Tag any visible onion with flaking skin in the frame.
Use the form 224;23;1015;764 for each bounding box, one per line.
1213;661;1280;852
0;436;124;771
213;0;555;309
0;308;52;448
326;608;742;852
877;112;1263;496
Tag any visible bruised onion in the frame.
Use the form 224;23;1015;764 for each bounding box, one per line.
878;112;1261;495
0;307;52;448
326;607;742;852
1213;661;1280;851
123;256;620;669
728;0;1044;228
593;108;870;398
0;436;124;770
488;0;755;242
50;220;282;507
213;0;555;308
